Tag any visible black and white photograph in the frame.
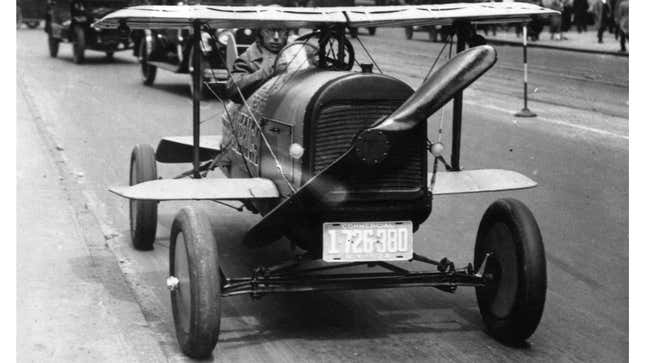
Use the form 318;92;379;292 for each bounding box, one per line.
15;0;632;361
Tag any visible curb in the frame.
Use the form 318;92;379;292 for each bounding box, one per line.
486;38;629;57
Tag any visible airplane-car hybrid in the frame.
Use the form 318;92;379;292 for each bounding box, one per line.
95;3;558;358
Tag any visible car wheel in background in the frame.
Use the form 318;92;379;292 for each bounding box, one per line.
72;25;85;64
129;144;158;251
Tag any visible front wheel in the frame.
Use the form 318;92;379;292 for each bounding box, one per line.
169;207;221;359
139;40;157;85
405;26;413;40
129;144;158;250
72;25;85;64
475;198;547;344
48;33;59;58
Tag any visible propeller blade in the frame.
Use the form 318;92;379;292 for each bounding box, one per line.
372;45;497;133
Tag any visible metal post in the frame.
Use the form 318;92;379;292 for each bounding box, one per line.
450;27;466;171
191;21;202;178
515;23;537;118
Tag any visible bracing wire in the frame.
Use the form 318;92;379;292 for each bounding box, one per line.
202;26;296;194
354;35;383;74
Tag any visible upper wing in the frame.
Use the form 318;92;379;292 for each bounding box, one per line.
93;3;557;30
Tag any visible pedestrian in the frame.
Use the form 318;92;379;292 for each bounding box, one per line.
614;0;628;52
593;0;611;43
561;0;573;31
573;0;589;32
546;0;564;40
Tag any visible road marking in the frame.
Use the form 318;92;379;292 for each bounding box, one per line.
464;100;629;141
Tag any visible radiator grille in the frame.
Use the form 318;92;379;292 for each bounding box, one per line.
312;102;424;193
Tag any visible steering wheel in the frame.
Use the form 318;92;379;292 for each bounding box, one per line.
274;41;319;74
295;29;355;71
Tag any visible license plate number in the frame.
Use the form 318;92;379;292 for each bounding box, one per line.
323;221;413;262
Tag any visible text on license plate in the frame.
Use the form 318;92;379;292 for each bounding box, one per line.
322;221;413;262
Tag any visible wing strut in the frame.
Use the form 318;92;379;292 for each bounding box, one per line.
451;22;467;172
191;20;202;179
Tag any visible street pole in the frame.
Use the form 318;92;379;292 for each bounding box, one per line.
515;23;537;118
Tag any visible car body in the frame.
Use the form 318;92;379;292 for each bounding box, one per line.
97;3;557;359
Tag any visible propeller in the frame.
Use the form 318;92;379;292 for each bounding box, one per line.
244;45;497;247
354;45;497;165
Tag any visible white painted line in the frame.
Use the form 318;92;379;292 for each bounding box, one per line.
464;100;629;141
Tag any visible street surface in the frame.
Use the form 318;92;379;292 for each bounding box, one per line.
17;26;628;362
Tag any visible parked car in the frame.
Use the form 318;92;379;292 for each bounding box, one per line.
18;0;46;29
137;1;257;98
45;0;135;63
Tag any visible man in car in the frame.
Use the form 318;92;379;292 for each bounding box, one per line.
226;26;290;103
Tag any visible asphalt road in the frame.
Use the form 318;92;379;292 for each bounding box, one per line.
17;27;628;362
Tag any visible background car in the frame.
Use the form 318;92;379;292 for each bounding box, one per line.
45;0;136;63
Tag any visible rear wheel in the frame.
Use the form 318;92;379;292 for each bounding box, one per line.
105;50;114;61
474;198;547;344
26;20;40;29
169;207;221;359
139;40;157;86
368;27;376;36
405;26;413;40
48;32;59;58
72;25;85;64
129;144;158;250
349;27;358;39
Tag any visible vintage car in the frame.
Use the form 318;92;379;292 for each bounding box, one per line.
18;0;46;28
97;3;557;358
403;0;481;42
137;0;263;97
45;0;137;63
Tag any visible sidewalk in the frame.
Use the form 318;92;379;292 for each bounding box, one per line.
17;85;167;362
483;28;628;57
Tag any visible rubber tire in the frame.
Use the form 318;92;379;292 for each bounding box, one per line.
105;51;114;61
139;40;157;86
349;27;358;39
368;27;376;36
428;29;438;42
73;25;85;64
170;207;221;359
474;198;547;344
26;20;40;29
405;27;413;40
48;33;59;58
129;144;158;250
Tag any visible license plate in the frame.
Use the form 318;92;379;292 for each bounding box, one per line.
323;221;413;262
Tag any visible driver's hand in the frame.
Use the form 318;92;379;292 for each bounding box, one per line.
259;54;277;78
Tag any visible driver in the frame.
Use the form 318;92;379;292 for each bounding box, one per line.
226;26;290;103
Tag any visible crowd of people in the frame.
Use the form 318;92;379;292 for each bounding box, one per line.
522;0;629;52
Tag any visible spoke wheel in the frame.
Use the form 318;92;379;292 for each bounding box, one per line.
475;198;547;344
170;207;221;359
129;144;158;250
72;25;85;64
139;40;157;86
